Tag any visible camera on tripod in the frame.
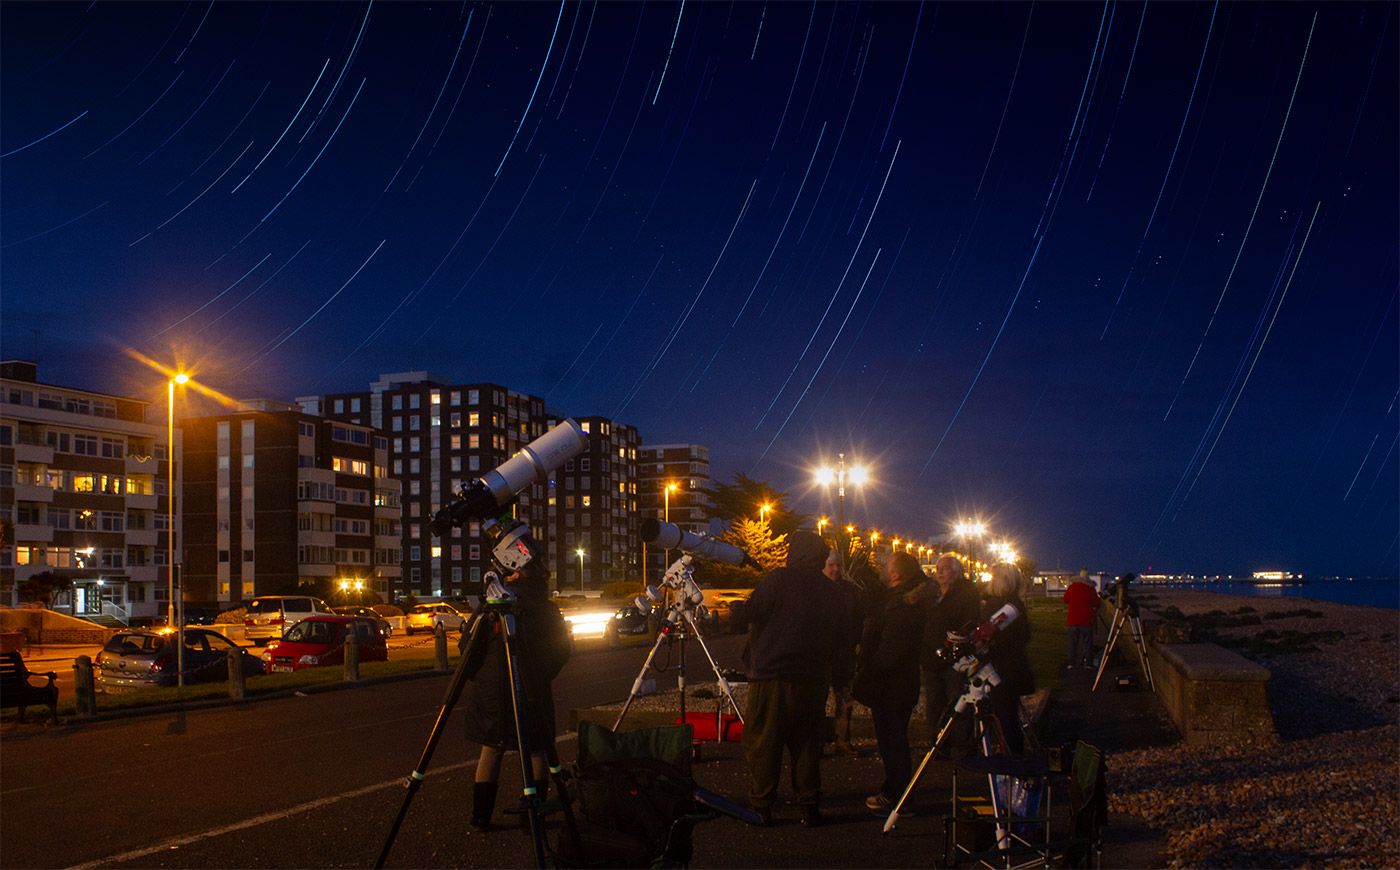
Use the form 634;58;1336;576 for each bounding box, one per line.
1099;572;1139;617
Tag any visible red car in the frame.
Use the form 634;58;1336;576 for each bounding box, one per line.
260;615;388;673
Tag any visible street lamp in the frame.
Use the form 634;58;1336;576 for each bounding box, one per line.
664;482;678;564
168;373;188;685
576;548;585;590
955;520;986;579
817;517;828;537
760;502;771;524
816;453;866;572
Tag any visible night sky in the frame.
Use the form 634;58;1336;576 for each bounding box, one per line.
2;2;1396;578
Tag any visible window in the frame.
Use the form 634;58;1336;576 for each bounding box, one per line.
100;437;124;458
410;545;421;561
581;458;590;472
243;454;255;468
242;420;254;439
351;398;361;412
392;417;403;432
73;434;98;456
392;395;403;410
468;434;480;449
581;495;591;507
410;437;420;453
334;399;344;414
468;390;479;404
469;545;481;560
468;456;480;471
243;550;254;562
409;394;421;410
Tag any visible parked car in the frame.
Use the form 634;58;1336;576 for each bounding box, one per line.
706;591;752;633
260;616;388;673
243;596;334;645
332;606;393;638
405;602;472;635
95;628;264;692
604;603;654;647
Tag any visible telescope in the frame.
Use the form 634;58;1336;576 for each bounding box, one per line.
640;518;760;568
431;419;588;535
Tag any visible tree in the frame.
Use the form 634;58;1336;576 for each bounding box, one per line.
721;518;788;572
17;571;71;608
1016;557;1039;588
701;472;810;538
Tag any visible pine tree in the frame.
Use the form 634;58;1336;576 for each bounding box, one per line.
721;517;788;572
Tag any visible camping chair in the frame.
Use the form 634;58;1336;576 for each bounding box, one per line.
550;721;716;869
941;740;1106;869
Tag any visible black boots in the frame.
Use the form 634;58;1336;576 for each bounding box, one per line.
470;781;498;831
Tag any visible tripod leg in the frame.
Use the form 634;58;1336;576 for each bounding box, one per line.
1129;616;1156;691
497;614;548;869
375;611;490;869
612;621;676;731
1091;609;1126;692
883;699;960;833
682;612;746;726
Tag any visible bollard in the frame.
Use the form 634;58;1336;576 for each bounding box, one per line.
73;655;97;717
344;624;360;681
228;648;246;700
434;623;449;670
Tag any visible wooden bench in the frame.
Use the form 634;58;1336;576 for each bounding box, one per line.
0;650;59;723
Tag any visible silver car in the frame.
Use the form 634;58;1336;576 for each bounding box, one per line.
95;628;264;692
243;595;334;645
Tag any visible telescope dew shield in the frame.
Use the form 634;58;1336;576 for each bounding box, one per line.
482;418;589;505
431;419;589;534
640;518;752;567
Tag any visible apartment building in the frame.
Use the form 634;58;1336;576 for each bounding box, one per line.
181;401;401;606
637;443;713;580
300;373;550;601
0;360;177;624
549;416;639;590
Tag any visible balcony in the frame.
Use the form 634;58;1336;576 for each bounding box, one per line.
127;529;159;546
14;523;54;543
14;443;53;464
13;484;54;503
125;454;157;474
126;493;158;511
129;565;159;584
298;529;335;548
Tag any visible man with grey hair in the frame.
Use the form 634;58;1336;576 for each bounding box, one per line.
919;553;981;758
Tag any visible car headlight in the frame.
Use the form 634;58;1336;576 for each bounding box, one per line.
298;655;319;666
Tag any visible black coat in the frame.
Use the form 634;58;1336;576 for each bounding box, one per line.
851;577;930;711
982;593;1034;696
919;575;982;671
461;576;571;750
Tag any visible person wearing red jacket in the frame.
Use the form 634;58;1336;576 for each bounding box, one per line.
1063;570;1099;670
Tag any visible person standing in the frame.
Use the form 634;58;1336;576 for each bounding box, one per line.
1063;569;1099;670
461;568;573;832
919;554;981;758
853;550;930;814
825;549;865;755
730;530;840;827
980;562;1034;755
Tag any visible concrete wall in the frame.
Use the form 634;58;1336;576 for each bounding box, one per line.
0;608;112;645
1107;602;1277;745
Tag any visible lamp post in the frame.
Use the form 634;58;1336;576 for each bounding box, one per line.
955;521;986;580
576;548;585;590
816;453;866;573
817;517;828;538
760;502;771;525
663;482;677;565
168;373;187;686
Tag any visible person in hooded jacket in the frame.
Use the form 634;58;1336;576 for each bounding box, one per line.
852;550;931;813
729;530;841;827
460;566;572;831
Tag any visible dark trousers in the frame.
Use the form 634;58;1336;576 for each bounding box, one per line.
1067;624;1094;668
742;676;828;810
983;686;1025;755
922;667;974;757
871;700;917;800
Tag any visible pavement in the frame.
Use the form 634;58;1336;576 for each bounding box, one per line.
8;644;1177;868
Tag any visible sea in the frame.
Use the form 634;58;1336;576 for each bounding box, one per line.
1136;577;1399;610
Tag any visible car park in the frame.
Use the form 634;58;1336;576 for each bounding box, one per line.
95;628;264;692
404;602;472;635
260;616;388;673
332;605;394;637
243;595;334;645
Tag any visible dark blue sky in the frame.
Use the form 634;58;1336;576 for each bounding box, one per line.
3;2;1396;577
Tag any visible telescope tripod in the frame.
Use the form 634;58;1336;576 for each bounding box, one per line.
882;661;1016;841
376;598;581;869
613;556;744;739
1092;599;1155;692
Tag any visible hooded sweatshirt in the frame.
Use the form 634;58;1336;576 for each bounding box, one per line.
731;530;840;682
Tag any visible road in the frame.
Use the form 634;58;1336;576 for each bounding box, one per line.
1;630;749;869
